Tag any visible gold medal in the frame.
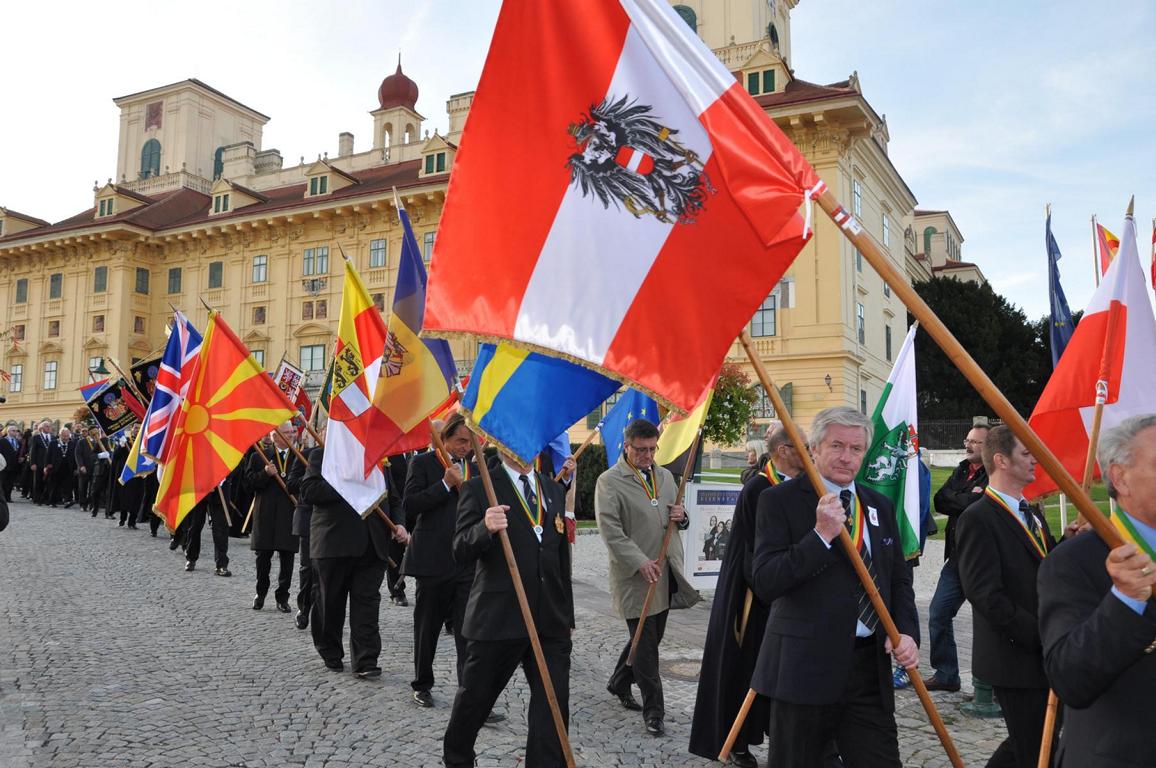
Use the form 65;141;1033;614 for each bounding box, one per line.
555;515;565;534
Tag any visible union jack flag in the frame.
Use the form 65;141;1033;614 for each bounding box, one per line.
145;311;203;463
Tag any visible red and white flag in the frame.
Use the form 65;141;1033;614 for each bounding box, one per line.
1026;213;1156;499
424;0;821;412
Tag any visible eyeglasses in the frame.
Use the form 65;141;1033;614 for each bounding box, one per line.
964;440;985;446
627;445;658;454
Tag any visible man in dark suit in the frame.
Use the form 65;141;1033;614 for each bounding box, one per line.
955;425;1063;767
73;426;99;512
927;422;989;691
752;407;919;768
1038;414;1156;768
690;426;806;768
245;422;299;613
183;482;232;576
300;447;405;678
0;425;21;502
45;427;77;508
442;448;573;768
403;413;479;708
29;420;55;505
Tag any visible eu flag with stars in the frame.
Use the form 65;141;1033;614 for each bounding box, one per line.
1046;211;1075;368
600;389;659;461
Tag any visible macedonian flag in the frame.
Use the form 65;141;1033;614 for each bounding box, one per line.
154;310;295;531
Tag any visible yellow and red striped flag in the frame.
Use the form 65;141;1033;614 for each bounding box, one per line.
1097;222;1120;276
154;311;295;531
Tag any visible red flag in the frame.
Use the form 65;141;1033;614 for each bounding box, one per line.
1026;215;1156;499
423;0;820;413
1096;222;1120;277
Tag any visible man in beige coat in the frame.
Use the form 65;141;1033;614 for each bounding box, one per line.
597;418;700;736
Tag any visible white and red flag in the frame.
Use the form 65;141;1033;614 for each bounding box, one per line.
1026;212;1156;499
424;0;821;412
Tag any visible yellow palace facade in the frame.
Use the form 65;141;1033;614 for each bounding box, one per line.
0;1;972;444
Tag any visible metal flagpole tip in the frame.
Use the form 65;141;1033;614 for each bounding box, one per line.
1126;195;1135;218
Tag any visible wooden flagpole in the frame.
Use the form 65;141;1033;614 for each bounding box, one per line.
815;188;1121;547
716;331;965;768
242;439;299;534
1092;215;1102;288
625;429;702;666
555;425;600;483
467;431;576;768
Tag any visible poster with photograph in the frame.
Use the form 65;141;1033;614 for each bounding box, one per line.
681;482;742;590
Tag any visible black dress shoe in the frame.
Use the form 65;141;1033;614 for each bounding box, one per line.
324;660;344;672
412;690;434;708
295;611;309;630
645;718;665;736
63;502;73;509
215;567;231;577
391;594;408;607
607;684;642;711
185;561;195;572
168;538;180;551
356;667;382;679
925;677;962;693
276;601;291;613
730;749;759;768
484;710;506;724
253;595;265;610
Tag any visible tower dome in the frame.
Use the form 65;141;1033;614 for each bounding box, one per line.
377;56;419;111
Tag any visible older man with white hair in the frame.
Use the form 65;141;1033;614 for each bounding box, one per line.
751;406;918;768
1038;414;1156;767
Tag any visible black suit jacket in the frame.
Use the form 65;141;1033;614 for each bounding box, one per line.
29;433;52;468
45;440;75;476
288;446;315;537
401;450;477;580
1038;531;1156;767
750;478;918;710
300;448;401;561
955;492;1057;688
244;447;300;552
453;471;573;642
933;459;988;560
0;436;19;470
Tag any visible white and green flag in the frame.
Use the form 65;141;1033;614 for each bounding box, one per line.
859;324;921;559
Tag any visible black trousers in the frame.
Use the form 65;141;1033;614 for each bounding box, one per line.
386;538;406;598
89;469;110;516
76;471;91;508
443;635;571;768
3;468;18;501
297;530;315;615
768;643;900;768
988;686;1054;768
313;549;386;672
48;471;74;505
608;609;668;721
32;467;49;504
186;503;229;569
412;574;471;692
255;549;295;603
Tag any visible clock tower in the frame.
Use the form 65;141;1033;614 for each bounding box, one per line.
668;0;797;64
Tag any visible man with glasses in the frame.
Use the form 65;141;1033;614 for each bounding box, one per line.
926;423;990;692
597;418;700;737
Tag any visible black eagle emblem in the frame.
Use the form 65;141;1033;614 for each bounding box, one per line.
567;95;713;224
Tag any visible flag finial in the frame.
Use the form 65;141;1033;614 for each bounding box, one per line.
1126;195;1135;218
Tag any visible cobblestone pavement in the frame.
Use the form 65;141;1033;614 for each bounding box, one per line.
1;500;1005;767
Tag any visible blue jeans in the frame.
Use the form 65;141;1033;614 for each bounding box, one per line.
928;558;965;685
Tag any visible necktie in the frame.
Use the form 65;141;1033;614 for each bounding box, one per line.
519;474;537;510
1019;499;1045;550
842;490;880;634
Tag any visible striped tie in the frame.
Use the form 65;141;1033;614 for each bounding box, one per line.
842;490;880;634
1019;499;1046;552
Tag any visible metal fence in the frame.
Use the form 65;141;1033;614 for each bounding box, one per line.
919;418;1001;449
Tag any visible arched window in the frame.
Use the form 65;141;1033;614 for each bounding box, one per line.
140;139;161;179
673;5;697;32
213;146;225;180
768;23;780;49
923;226;937;256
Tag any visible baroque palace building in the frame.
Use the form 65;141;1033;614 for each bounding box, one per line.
0;0;978;442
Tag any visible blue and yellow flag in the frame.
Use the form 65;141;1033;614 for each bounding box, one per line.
462;342;619;464
600;389;659;460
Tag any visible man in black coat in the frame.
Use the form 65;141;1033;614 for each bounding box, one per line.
442;449;573;768
955;425;1064;768
45;427;77;508
926;423;989;691
300;447;405;677
1038;414;1156;768
84;428;113;518
751;407;919;768
0;425;21;502
245;422;299;613
183;485;232;576
73;427;99;512
403;414;479;708
689;426;805;768
29;420;55;505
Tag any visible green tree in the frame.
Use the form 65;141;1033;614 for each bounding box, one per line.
703;362;757;446
910;277;1052;419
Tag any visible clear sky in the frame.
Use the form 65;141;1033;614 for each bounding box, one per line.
3;0;1153;320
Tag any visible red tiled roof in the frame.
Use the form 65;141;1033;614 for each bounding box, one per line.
1;209;50;227
754;78;857;109
914;209;948;216
933;261;979;271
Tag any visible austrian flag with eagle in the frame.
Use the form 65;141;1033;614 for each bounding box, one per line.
424;0;822;412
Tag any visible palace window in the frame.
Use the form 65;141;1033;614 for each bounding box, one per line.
49;273;62;299
252;254;268;284
422;232;435;263
885;325;893;362
857;303;866;344
372;293;386;312
752;385;777;419
882;212;891;248
134;316;146;334
208;261;224;289
93;315;105;333
852;179;863;217
923;227;936;256
168;267;182;295
746;69;775;96
9;364;22;393
251;349;265;368
856;249;863;273
93;266;108;293
303;246;329;276
43;361;58;391
88;356;103;374
47;320;60;338
213;146;225;180
12;324;24;342
212;193;231;214
300;344;325;371
424;152;447;174
98;198;116;217
140;139;161;179
302;301;313;321
750;293;777;337
253;306;266;325
308;176;329;196
860;389;868;415
315;300;327;320
884;282;891;298
15;278;27;304
673;5;697;32
369;239;387;268
135;268;150;295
